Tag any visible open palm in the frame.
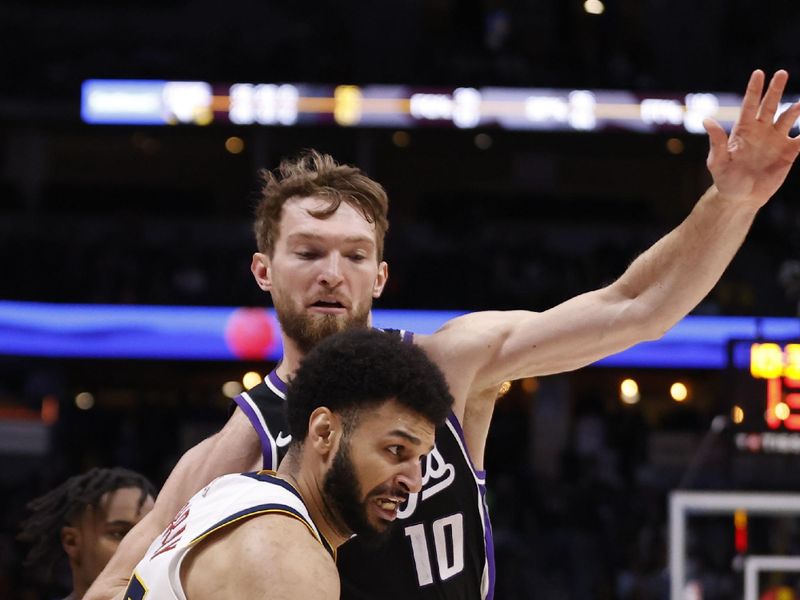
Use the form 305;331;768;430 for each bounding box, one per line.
704;70;800;208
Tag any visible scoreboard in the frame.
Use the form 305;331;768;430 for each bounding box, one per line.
734;342;800;455
80;79;800;134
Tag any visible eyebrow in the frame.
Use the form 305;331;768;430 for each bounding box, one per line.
286;232;375;246
388;429;422;446
105;519;136;527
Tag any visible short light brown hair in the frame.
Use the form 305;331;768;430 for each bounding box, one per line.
255;150;389;260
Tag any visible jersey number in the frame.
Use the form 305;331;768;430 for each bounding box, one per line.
404;513;465;586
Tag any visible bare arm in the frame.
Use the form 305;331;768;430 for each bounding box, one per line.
182;514;339;600
418;69;800;421
84;409;262;600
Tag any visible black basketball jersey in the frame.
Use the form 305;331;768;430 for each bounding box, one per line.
232;330;495;600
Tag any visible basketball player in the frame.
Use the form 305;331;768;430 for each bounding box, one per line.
18;467;155;600
122;329;452;599
87;69;800;600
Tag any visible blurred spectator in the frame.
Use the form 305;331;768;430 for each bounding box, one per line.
17;468;156;600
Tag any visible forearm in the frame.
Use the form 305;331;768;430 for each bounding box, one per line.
614;185;758;337
437;71;799;391
84;410;262;599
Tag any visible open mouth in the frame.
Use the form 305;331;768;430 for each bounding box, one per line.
311;300;345;309
373;495;407;521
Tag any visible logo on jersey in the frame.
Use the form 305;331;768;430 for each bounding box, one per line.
151;501;191;559
396;445;455;519
275;432;292;447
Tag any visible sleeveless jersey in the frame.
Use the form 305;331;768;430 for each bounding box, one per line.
232;329;495;600
123;472;333;600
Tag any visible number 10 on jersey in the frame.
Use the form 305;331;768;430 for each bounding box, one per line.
404;513;465;586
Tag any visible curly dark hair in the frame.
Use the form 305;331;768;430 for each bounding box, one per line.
17;467;156;583
286;329;453;441
254;149;390;260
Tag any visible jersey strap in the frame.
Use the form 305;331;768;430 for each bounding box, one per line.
378;328;414;344
233;370;291;471
189;472;335;560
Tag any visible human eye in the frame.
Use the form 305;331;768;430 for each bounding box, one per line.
347;250;369;263
107;528;130;541
387;445;402;456
295;249;321;260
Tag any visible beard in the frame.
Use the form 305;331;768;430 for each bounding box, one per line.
273;296;371;354
323;440;394;547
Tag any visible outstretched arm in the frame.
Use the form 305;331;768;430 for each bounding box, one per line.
83;409;262;600
419;70;800;420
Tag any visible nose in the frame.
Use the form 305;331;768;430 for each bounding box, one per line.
397;459;424;495
317;253;344;288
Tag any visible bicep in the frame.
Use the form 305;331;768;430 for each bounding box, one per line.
429;287;644;391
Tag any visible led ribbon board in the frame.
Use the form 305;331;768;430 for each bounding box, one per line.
1;301;798;366
81;79;800;134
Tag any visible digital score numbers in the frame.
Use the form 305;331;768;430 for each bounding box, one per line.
734;342;800;454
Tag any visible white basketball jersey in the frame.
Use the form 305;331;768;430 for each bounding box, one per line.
124;471;332;600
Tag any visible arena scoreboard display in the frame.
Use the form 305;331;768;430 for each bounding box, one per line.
733;342;800;455
81;79;800;133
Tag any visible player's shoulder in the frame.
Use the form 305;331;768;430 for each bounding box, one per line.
242;380;279;402
417;310;538;351
375;327;413;344
232;513;338;595
185;510;338;599
233;379;285;418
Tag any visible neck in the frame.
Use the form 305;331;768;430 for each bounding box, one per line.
277;452;350;549
275;336;306;381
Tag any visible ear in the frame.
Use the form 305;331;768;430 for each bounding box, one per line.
251;252;273;292
307;407;341;457
61;525;81;561
372;261;389;299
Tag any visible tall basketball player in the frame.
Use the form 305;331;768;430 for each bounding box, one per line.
88;69;800;600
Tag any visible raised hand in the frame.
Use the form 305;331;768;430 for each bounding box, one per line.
703;69;800;208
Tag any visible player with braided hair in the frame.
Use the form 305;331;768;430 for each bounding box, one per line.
18;467;155;600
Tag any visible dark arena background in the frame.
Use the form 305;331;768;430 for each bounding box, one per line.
3;1;800;599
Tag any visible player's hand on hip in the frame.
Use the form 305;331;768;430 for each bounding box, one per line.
703;69;800;209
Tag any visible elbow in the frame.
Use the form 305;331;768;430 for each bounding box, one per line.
641;321;671;342
619;298;676;343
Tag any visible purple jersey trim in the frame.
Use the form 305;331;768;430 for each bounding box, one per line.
445;411;494;599
267;369;288;395
479;482;496;600
233;392;273;469
445;412;482;476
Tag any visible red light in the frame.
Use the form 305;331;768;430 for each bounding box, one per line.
734;509;748;553
41;395;59;424
787;393;800;431
767;378;782;429
766;378;800;432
